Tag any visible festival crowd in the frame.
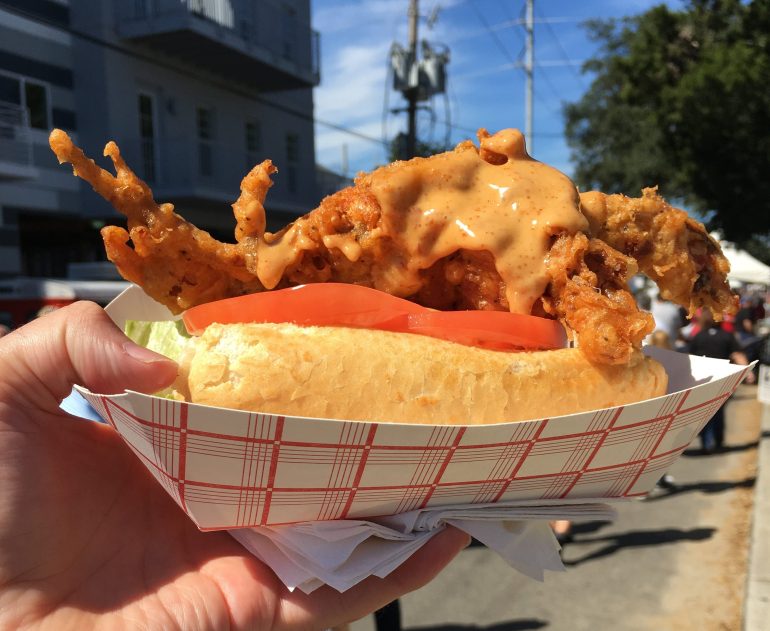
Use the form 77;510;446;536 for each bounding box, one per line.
640;287;768;453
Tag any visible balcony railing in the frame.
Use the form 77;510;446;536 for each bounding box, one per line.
0;102;37;181
115;0;320;91
119;136;311;217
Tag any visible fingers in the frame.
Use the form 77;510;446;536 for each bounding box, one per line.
277;526;471;630
0;301;177;413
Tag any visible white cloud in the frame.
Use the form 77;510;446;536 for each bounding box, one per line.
316;44;389;122
311;0;673;174
313;0;405;36
312;0;476;174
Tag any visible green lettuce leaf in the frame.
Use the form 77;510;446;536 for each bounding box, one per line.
124;320;191;363
124;320;191;400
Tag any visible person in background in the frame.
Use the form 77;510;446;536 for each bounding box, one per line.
650;292;683;343
642;329;679;495
734;296;757;344
688;309;755;453
720;309;735;334
636;290;652;312
0;303;470;630
0;324;9;338
649;330;672;350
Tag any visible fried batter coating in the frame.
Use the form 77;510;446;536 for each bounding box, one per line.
49;130;735;366
49;129;267;311
580;188;737;318
544;234;654;365
232;158;276;241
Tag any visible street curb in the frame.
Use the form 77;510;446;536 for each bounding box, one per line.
744;401;770;631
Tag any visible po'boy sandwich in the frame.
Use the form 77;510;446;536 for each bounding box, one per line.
49;128;736;424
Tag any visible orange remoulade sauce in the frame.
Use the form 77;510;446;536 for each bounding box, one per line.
246;128;587;316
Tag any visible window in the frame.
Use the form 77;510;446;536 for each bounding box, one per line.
286;132;299;162
281;6;297;61
197;107;213;140
285;132;299;194
245;120;261;169
0;73;50;130
137;93;157;182
0;75;20;105
132;0;151;19
197;107;214;177
25;83;48;129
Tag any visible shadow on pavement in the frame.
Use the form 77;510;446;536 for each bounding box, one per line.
682;441;759;456
562;527;716;566
570;521;612;536
409;621;548;631
642;476;756;502
728;389;756;401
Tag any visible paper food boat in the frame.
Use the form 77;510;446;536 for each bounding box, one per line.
76;286;752;530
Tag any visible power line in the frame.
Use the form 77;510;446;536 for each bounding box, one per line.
466;0;551;111
535;3;586;89
454;59;586;79
436;118;562;139
499;0;525;52
468;1;520;67
0;4;389;149
534;62;562;104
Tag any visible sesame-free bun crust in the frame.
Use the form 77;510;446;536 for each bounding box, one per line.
185;323;667;425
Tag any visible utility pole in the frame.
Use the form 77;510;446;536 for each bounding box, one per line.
390;0;447;159
524;0;534;154
406;0;419;159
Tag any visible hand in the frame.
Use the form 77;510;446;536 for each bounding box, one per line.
0;303;469;630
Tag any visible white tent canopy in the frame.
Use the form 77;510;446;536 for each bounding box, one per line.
719;241;770;285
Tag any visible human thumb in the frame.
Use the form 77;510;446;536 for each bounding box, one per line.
0;301;177;412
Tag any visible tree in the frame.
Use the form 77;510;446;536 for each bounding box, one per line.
565;0;770;252
389;132;449;163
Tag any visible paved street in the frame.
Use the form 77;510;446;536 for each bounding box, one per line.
352;386;762;631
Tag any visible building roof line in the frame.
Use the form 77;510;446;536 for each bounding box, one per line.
1;3;389;148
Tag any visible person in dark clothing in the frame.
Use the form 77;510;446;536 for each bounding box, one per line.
688;310;754;453
734;297;758;344
374;600;402;631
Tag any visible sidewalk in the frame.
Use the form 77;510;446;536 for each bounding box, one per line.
351;387;761;631
744;401;770;630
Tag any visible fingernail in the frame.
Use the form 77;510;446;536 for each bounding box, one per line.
122;342;173;365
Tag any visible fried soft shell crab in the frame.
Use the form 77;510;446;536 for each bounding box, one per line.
48;128;736;366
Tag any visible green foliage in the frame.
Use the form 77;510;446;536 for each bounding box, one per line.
565;0;770;243
389;132;450;162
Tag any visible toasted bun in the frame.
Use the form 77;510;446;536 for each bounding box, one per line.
183;322;667;425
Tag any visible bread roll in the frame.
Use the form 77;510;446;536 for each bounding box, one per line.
184;322;667;425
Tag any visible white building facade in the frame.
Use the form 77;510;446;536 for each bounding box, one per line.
0;0;320;277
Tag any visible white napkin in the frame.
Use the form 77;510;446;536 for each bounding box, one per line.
229;501;616;593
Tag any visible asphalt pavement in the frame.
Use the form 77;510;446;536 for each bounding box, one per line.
350;385;762;631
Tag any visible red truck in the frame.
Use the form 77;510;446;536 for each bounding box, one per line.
0;278;129;329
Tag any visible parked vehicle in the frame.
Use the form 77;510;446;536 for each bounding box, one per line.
0;277;129;329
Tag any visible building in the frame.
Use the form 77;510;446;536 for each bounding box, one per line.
0;0;320;278
316;164;352;200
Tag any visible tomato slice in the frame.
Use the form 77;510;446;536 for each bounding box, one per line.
405;310;566;351
182;283;567;352
183;284;424;334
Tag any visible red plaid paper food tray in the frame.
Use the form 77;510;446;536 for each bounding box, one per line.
76;286;752;529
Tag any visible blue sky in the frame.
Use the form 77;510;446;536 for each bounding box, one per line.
311;0;683;179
